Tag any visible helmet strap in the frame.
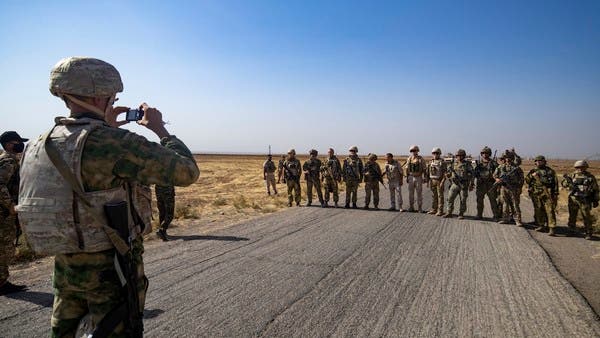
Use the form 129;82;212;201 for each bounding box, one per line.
64;94;115;120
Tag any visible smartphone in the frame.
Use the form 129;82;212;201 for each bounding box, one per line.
125;109;144;121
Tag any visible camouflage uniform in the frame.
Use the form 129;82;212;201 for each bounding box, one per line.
445;151;474;218
384;157;404;211
363;154;383;209
321;153;342;207
405;146;426;212
561;161;599;239
425;149;446;215
494;156;524;226
19;57;200;338
277;155;285;183
263;158;277;195
155;185;175;231
474;148;500;220
303;153;324;206
343;149;363;208
0;150;19;287
283;156;302;206
525;157;558;233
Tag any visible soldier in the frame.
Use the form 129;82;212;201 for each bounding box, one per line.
426;147;446;216
363;153;383;210
494;150;524;226
561;160;599;240
405;145;426;212
17;57;200;336
525;155;558;236
321;148;342;208
384;153;404;211
283;149;302;207
343;146;364;209
474;146;500;220
277;155;286;184
443;149;474;219
303;149;324;207
155;185;175;241
0;131;28;294
263;155;278;195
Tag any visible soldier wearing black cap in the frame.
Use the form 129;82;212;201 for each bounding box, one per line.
0;131;28;294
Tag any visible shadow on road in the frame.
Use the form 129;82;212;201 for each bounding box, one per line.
144;308;165;319
5;290;54;308
168;235;250;242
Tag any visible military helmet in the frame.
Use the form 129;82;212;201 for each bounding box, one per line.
455;149;466;157
431;147;441;154
574;160;588;168
287;148;296;155
534;155;546;162
368;153;377;160
309;149;318;156
481;146;492;155
349;146;358;152
409;145;419;152
49;57;123;98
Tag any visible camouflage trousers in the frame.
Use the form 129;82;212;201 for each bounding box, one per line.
306;178;324;204
51;238;148;338
568;196;595;234
447;183;468;215
345;179;360;205
407;175;423;210
429;179;444;214
287;179;301;205
155;185;175;230
476;181;500;219
530;193;556;228
264;173;277;194
323;178;339;203
499;187;522;223
388;179;403;209
364;180;380;207
0;214;16;286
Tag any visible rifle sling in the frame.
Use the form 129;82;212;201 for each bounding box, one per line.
90;302;128;338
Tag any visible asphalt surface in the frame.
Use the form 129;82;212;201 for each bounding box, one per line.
2;185;600;337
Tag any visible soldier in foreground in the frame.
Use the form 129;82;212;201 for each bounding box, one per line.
283;149;302;207
155;185;175;241
525;155;558;236
363;153;383;210
17;57;199;337
0;131;28;295
474;146;500;220
343;146;363;209
263;154;278;195
384;153;404;211
562;160;599;240
426;148;446;216
405;145;426;212
321;148;342;208
494;151;524;226
443;149;474;219
303;149;324;207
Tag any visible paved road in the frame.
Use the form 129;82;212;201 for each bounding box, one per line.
2;185;599;337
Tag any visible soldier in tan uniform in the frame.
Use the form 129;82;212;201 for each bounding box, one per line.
263;155;278;195
321;148;342;208
525;155;558;236
283;149;302;207
343;146;363;209
494;151;524;226
562;160;599;240
384;153;404;211
425;147;446;216
363;153;383;210
405;145;426;212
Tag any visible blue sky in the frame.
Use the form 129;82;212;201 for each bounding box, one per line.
0;0;598;158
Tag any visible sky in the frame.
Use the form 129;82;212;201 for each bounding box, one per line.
0;0;598;158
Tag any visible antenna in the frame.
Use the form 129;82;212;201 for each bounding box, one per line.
268;145;271;156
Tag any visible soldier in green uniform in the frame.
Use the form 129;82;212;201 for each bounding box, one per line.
263;155;278;195
426;147;446;216
363;153;383;210
525;155;558;236
343;146;363;209
303;149;324;207
474;146;500;220
561;160;599;240
0;131;28;294
443;149;474;219
321;148;342;208
17;57;200;337
283;149;302;207
494;151;524;226
155;185;175;241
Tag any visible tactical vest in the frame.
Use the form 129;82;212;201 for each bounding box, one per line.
284;159;301;180
385;160;402;181
451;161;471;183
264;160;276;173
327;157;340;178
477;160;496;181
306;158;321;177
344;157;361;180
407;156;423;175
364;162;381;182
571;173;594;199
17;117;150;255
428;159;444;180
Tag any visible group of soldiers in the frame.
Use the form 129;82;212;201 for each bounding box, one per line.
263;145;599;240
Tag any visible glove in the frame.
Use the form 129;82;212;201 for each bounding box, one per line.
593;201;599;208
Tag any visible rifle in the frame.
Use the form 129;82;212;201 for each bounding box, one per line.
92;201;143;338
15;215;21;247
487;166;520;194
447;156;465;190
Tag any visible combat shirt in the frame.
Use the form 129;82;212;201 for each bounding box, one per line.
0;151;19;213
